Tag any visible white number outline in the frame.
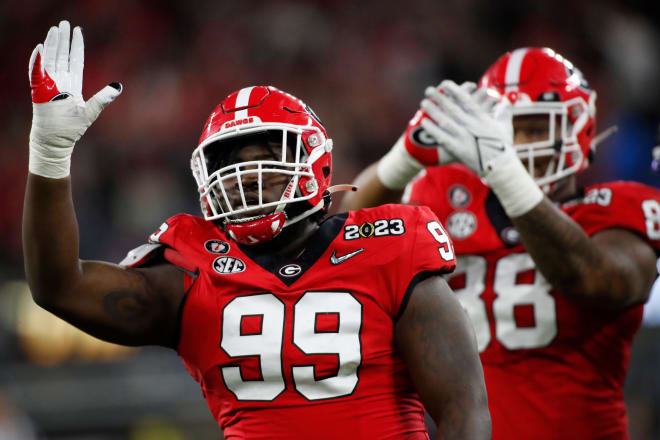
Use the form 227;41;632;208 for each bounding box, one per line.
220;293;286;401
389;218;405;235
149;222;169;242
220;291;363;401
374;219;389;236
451;254;557;352
642;199;660;240
427;220;455;262
291;290;363;401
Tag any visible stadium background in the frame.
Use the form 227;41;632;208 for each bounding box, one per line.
1;0;659;438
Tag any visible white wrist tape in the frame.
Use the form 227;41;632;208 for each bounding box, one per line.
28;140;73;179
484;149;544;217
28;100;86;179
377;136;424;190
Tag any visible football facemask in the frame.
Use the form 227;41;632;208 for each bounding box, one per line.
480;47;597;188
191;86;332;245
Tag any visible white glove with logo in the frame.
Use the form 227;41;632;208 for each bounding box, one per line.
420;80;543;217
29;20;122;179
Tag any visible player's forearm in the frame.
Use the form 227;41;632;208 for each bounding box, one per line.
23;173;83;303
338;162;403;211
510;198;624;305
434;406;491;440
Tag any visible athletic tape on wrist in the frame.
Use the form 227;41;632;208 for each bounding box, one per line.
377;137;424;190
484;149;544;217
28;140;73;179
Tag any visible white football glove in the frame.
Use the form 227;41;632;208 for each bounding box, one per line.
420;79;513;176
420;80;543;217
29;20;122;179
377;82;480;190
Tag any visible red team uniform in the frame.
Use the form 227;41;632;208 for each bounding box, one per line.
124;204;456;439
404;164;660;439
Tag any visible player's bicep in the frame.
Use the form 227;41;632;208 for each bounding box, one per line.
395;276;490;438
590;228;658;306
42;260;186;348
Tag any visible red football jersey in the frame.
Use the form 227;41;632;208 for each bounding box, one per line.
405;164;660;440
129;204;455;439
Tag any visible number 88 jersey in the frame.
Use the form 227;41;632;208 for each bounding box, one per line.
404;164;660;440
130;204;455;440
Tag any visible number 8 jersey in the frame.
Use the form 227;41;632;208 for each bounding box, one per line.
404;164;660;440
123;204;456;440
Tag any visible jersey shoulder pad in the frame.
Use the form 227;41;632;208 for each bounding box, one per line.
348;204;456;272
119;243;163;268
349;203;425;223
120;213;209;273
563;181;660;247
148;213;221;248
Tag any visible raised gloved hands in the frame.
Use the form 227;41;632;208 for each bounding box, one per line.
420;79;513;177
29;20;122;179
420;79;543;217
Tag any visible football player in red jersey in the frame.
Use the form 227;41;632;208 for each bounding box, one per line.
341;47;660;439
22;21;490;439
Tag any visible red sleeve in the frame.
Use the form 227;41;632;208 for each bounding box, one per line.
565;182;660;253
395;205;457;319
119;214;200;283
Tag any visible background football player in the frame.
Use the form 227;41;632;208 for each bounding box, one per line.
23;20;490;439
341;47;660;439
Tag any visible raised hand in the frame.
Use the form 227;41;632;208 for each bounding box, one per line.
29;20;122;179
420;79;513;177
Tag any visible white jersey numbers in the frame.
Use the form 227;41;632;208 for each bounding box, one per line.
642;199;660;240
221;294;286;400
492;254;557;349
427;221;455;262
149;221;169;243
293;291;362;400
450;254;557;352
221;291;362;401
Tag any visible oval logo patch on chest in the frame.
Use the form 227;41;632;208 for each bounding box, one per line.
205;239;230;254
279;264;302;277
213;256;246;274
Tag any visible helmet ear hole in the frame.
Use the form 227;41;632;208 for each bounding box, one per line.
323;166;330;178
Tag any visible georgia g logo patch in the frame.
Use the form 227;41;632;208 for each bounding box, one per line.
279;264;302;277
213;256;245;274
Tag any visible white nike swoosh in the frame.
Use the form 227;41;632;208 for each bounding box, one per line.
330;248;365;265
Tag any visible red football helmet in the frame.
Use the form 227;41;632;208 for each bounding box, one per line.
191;86;333;245
479;47;597;187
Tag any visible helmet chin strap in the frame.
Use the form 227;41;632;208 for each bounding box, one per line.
591;125;618;152
328;184;359;193
225;182;358;246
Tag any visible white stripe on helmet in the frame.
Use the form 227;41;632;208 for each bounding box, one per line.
505;48;528;93
234;86;255;120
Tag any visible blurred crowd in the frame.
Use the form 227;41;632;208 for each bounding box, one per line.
1;0;659;438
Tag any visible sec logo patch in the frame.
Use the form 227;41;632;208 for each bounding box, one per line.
446;211;477;239
213;257;245;274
